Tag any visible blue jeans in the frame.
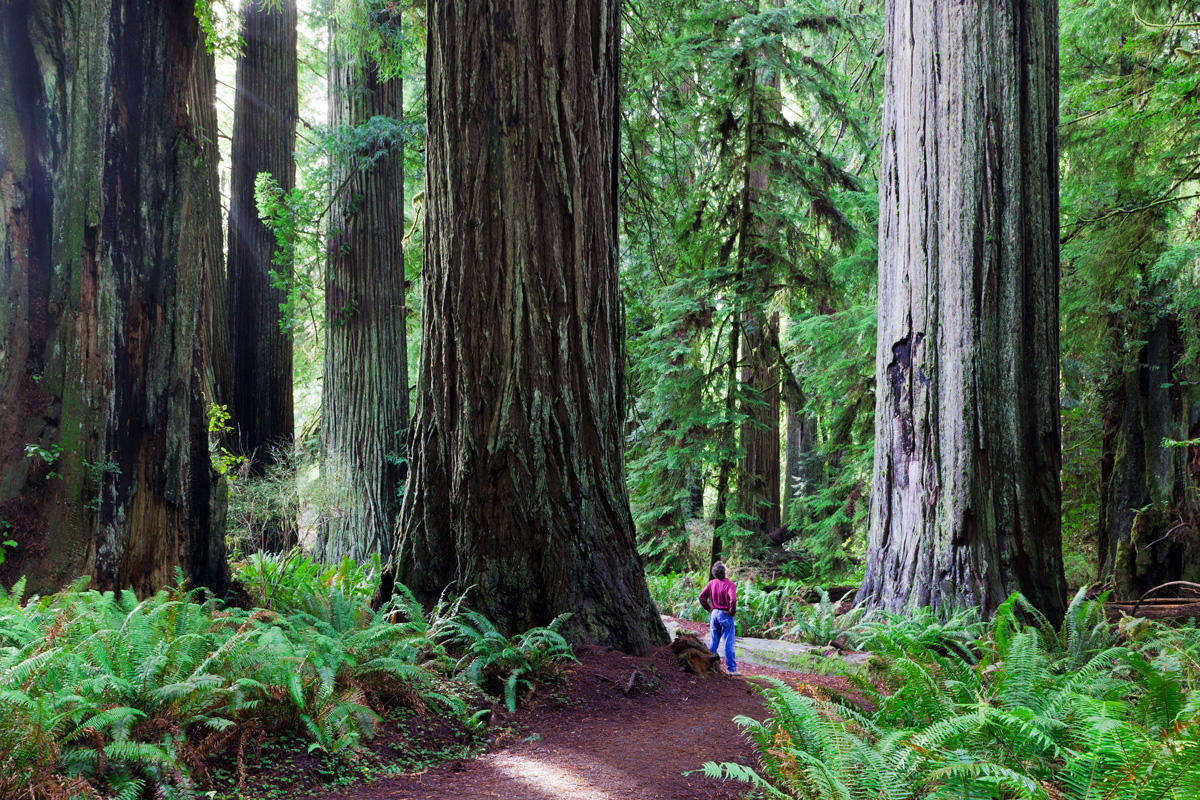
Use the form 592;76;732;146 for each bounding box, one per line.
709;609;737;672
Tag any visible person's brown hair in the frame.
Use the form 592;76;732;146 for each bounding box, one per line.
711;561;726;579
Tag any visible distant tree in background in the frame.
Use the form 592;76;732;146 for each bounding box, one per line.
857;0;1067;623
1058;1;1200;596
0;0;229;595
227;0;298;481
317;3;409;564
398;0;667;654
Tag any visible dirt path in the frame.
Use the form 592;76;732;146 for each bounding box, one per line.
307;638;846;800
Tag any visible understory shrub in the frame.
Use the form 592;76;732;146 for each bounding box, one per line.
706;589;1200;799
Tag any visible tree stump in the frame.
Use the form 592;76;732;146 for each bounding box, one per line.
669;632;720;675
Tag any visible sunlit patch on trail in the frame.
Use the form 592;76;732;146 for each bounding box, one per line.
491;753;617;800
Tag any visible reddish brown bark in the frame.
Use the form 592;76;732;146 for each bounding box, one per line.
398;0;666;654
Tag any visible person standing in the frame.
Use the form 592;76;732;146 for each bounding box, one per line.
699;561;738;674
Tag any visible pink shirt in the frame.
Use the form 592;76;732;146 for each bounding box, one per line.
699;578;737;616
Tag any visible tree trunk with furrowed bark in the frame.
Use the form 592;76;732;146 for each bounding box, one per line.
316;22;409;565
0;0;229;595
398;0;667;654
857;0;1067;623
227;0;297;477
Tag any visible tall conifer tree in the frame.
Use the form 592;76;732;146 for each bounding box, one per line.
857;0;1067;622
317;5;409;564
0;0;229;594
227;0;299;484
398;0;667;654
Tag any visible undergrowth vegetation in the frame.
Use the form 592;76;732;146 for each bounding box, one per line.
0;553;574;799
706;590;1200;799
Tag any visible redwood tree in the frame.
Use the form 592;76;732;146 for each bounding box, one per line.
398;0;667;654
0;0;229;595
317;15;409;564
857;0;1067;622
227;0;298;474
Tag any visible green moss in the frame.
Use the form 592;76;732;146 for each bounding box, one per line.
0;58;27;179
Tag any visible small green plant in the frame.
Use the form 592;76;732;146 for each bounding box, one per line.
770;587;867;648
24;442;62;479
0;524;14;566
207;402;248;479
83;452;120;511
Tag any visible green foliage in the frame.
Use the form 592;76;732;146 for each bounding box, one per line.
0;557;570;798
435;610;576;713
646;572;709;622
770;588;866;648
1058;0;1200;558
737;579;816;639
707;592;1200;799
852;606;984;664
195;0;244;58
24;443;62;480
224;449;302;556
620;0;881;572
206;403;248;480
82;451;120;512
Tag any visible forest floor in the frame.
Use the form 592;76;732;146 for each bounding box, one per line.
290;626;850;800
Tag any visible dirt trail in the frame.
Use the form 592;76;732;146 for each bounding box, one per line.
307;638;845;800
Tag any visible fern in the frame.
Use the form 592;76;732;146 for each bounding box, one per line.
727;592;1200;800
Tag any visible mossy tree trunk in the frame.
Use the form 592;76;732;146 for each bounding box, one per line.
0;0;229;595
857;0;1067;623
227;0;297;478
398;0;667;654
316;20;408;564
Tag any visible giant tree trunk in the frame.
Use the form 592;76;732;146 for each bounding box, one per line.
317;25;409;564
399;0;667;654
227;0;297;473
857;0;1066;623
0;0;229;595
1099;310;1200;596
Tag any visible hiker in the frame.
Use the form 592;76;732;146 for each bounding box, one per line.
699;561;738;675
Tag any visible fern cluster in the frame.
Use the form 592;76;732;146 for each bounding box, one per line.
0;558;575;799
707;589;1200;799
